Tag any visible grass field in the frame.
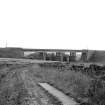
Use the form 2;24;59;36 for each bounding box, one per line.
31;64;92;103
0;60;105;104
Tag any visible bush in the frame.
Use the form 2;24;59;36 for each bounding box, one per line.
87;79;105;105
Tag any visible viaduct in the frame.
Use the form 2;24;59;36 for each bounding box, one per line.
23;49;94;62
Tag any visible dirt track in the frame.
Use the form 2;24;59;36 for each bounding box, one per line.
21;69;56;105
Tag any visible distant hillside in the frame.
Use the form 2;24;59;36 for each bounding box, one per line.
88;51;105;62
0;48;24;58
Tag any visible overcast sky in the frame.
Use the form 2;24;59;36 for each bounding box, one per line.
0;0;105;50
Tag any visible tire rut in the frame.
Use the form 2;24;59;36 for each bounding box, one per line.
21;69;54;105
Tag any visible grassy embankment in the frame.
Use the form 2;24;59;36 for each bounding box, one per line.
0;63;29;105
0;48;23;58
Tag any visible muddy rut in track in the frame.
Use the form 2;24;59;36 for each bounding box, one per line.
0;64;62;105
21;69;57;105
